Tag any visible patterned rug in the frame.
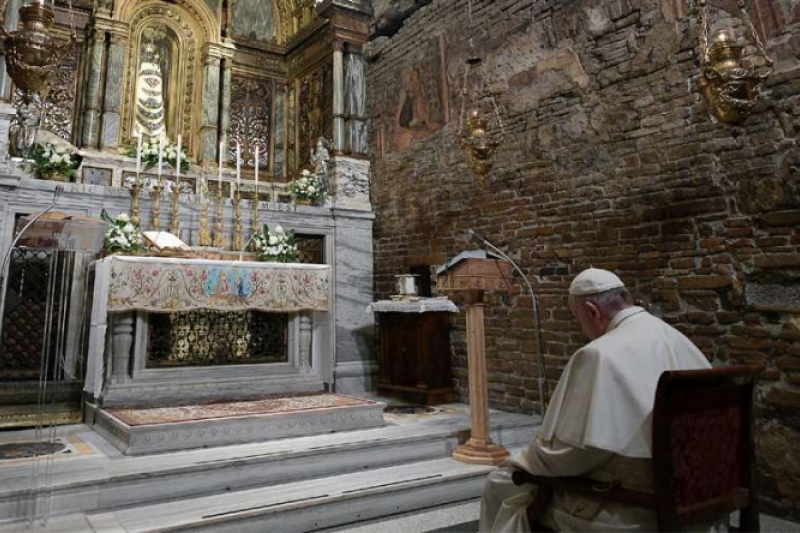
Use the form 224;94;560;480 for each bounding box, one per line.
107;393;378;427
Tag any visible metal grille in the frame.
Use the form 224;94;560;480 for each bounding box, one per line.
0;249;61;381
147;310;289;367
295;234;324;264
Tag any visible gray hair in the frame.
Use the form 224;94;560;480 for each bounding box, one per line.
571;287;633;319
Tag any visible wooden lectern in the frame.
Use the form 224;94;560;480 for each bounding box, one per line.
437;251;515;465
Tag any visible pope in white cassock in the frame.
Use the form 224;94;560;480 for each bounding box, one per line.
480;268;712;532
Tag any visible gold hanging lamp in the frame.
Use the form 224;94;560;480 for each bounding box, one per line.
695;0;773;125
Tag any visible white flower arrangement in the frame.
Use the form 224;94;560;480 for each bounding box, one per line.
101;212;145;254
252;224;297;263
31;142;79;181
125;136;189;172
289;170;325;204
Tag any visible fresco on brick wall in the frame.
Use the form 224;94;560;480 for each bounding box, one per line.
375;35;448;154
368;0;800;521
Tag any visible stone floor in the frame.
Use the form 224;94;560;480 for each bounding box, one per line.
0;401;539;531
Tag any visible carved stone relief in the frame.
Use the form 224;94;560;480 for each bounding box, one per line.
13;40;81;142
229;76;271;169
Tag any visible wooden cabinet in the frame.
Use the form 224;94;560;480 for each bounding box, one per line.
377;311;454;405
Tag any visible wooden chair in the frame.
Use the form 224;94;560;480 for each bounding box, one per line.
512;365;763;532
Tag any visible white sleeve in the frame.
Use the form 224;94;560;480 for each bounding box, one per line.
513;437;614;477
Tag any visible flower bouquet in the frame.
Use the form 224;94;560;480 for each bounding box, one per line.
289;170;325;205
101;212;146;255
125;136;190;173
252;224;297;263
31;142;79;182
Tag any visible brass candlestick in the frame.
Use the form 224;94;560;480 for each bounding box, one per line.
150;181;164;230
169;182;181;236
212;191;228;249
130;179;143;227
233;191;244;252
198;195;211;247
250;190;260;249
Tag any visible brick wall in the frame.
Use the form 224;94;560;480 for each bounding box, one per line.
367;0;800;520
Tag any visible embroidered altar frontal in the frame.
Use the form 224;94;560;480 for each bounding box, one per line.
104;256;330;313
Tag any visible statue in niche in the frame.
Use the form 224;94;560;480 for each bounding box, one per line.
8;104;39;157
134;42;166;139
310;137;330;194
133;26;178;141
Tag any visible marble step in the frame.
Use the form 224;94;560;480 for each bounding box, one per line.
16;453;509;533
87;395;387;455
0;411;539;524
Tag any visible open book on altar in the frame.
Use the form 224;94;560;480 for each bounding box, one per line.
142;231;191;252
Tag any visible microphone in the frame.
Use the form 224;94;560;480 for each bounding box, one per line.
466;228;487;246
465;228;550;415
0;185;63;346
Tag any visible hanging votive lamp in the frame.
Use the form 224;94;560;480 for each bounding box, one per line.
455;54;505;188
696;0;773;125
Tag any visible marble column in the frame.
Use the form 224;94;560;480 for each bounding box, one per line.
100;32;127;150
332;40;345;154
220;55;233;151
344;52;367;155
199;54;221;163
82;29;107;149
110;312;134;384
333;209;377;393
299;312;312;372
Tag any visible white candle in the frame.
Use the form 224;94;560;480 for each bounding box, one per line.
254;146;259;197
157;136;163;179
135;132;142;178
236;141;241;192
218;138;224;193
175;134;182;183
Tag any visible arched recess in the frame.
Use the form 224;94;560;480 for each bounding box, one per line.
116;0;219;156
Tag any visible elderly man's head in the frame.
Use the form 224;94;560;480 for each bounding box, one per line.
568;268;633;340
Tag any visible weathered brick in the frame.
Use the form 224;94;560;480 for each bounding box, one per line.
677;276;733;290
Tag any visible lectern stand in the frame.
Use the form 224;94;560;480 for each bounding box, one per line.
437;251;514;465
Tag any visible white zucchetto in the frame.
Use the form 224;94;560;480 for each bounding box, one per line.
568;268;625;296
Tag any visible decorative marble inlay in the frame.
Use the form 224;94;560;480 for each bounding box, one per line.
229;76;271;169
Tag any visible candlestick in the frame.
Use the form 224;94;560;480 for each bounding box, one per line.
236;141;241;192
254;146;259;198
198;178;211;247
130;180;142;228
233;191;244;252
135;132;142;178
157;136;163;180
212;191;228;249
218;137;224;195
176;134;182;182
151;181;164;230
170;180;180;236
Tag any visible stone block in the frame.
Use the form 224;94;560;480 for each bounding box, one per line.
677;276;733;290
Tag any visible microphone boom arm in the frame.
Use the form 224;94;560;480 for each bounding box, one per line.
468;229;549;416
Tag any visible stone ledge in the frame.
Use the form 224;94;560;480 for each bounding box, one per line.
91;398;386;455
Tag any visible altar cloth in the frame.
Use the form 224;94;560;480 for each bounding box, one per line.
84;256;331;396
104;255;330;313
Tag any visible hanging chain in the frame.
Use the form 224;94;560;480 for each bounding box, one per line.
696;0;709;67
738;0;773;66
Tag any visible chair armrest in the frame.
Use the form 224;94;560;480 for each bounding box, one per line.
511;469;656;510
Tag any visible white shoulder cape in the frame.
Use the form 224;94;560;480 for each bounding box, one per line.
537;307;711;459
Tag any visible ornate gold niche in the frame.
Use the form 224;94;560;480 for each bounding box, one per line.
116;0;218;156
